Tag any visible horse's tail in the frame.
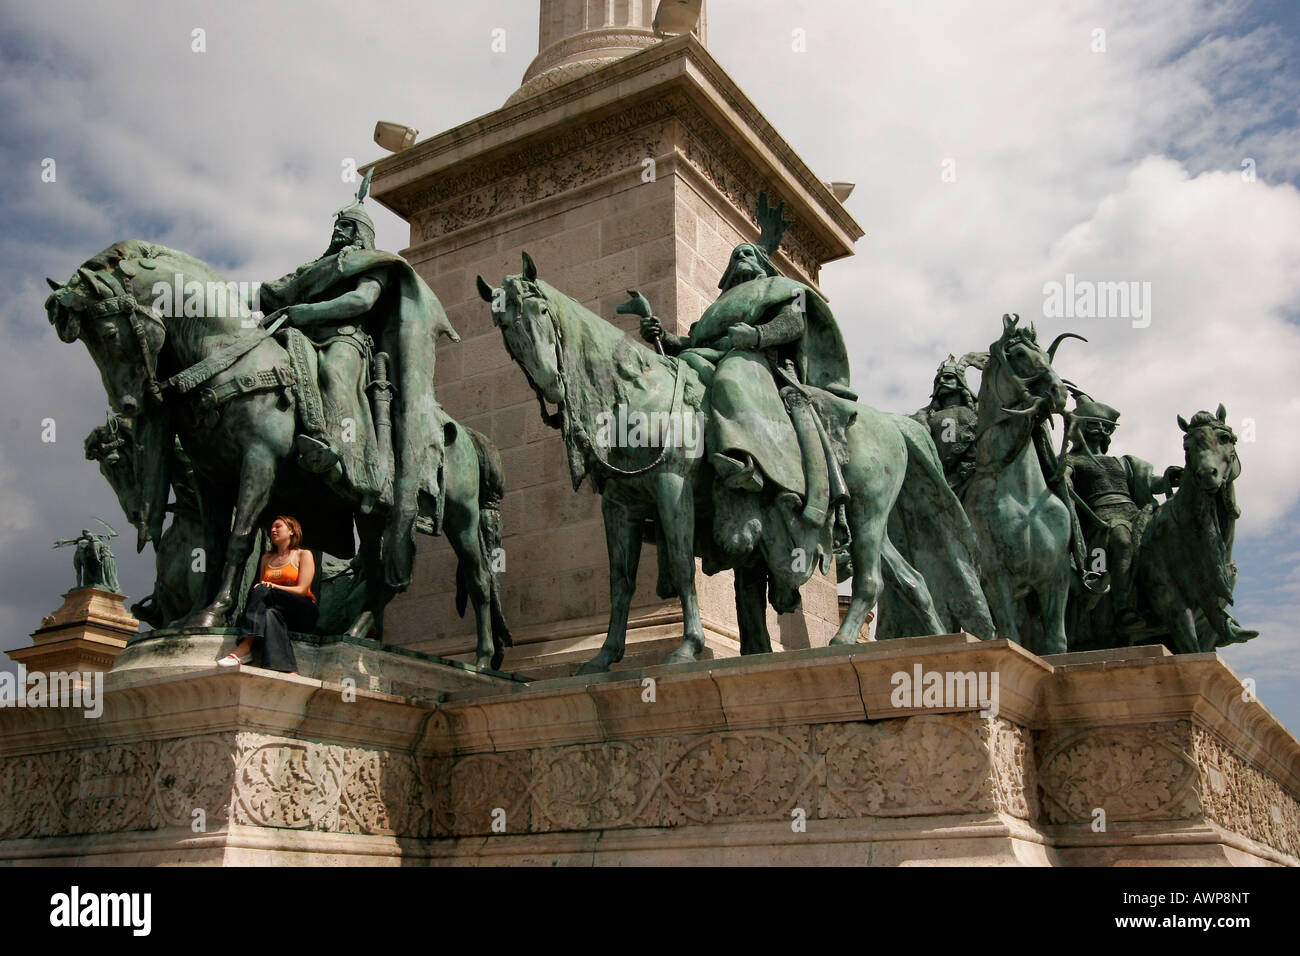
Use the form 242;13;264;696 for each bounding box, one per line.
886;414;997;639
455;426;512;648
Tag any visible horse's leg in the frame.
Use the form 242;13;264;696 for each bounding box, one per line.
577;497;642;675
880;536;946;635
1036;560;1071;655
192;443;278;627
734;564;772;655
1168;604;1200;655
188;474;231;618
657;471;706;665
348;513;390;641
444;442;496;669
981;552;1023;646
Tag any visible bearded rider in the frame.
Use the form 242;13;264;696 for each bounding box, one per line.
257;170;460;591
1060;397;1179;628
633;193;855;556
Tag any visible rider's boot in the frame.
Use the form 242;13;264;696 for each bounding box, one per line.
714;485;762;555
712;452;764;493
295;432;341;474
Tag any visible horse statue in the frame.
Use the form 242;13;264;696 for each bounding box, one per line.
1137;405;1257;654
962;313;1085;655
478;253;993;674
47;240;511;669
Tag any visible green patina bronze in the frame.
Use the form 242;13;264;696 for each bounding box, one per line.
52;519;121;593
960;314;1086;656
1060;399;1257;653
46;177;512;669
479;195;993;673
911;355;981;499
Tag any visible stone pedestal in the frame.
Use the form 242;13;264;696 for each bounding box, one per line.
8;589;138;677
369;33;863;674
0;639;1295;865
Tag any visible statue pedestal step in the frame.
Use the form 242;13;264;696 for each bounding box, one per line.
109;627;528;698
0;636;1295;865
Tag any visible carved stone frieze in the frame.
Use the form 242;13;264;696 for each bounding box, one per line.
1037;721;1200;824
404;91;831;279
1194;728;1300;858
0;734;235;839
232;732;433;837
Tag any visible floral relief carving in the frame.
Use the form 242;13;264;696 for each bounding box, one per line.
816;715;990;818
1194;728;1300;858
0;750;77;838
991;719;1033;820
529;740;659;831
660;730;814;825
1037;722;1199;824
232;733;432;837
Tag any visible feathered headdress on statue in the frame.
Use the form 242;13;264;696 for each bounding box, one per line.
334;168;376;247
718;191;792;289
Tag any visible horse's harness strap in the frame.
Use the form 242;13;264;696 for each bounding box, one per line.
196;366;296;410
164;313;288;395
543;291;684;478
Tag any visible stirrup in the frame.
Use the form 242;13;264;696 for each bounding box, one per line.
296;434;341;473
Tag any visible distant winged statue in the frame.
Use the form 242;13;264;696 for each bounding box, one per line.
52;517;121;593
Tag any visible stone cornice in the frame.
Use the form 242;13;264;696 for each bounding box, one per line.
368;34;862;265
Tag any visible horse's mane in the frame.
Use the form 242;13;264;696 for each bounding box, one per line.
513;277;700;489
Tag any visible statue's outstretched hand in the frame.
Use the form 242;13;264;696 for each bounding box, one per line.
1163;465;1184;489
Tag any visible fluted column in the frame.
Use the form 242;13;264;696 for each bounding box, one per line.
507;0;707;105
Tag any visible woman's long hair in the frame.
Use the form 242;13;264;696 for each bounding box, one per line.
267;515;303;552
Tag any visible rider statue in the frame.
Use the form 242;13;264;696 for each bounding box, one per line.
1060;396;1178;628
257;170;461;590
53;522;121;593
633;193;855;557
912;355;979;498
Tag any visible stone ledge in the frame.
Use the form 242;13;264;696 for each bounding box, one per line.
0;639;1295;865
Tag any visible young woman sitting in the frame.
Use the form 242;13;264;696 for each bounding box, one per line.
218;515;317;673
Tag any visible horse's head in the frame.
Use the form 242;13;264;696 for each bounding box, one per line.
84;414;151;552
1178;404;1239;493
478;252;564;411
985;313;1083;420
46;246;166;418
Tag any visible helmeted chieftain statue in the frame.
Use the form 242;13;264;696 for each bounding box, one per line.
912;354;980;498
258;170;460;588
637;193;855;555
1059;396;1176;629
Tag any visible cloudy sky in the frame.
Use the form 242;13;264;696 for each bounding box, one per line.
2;0;1297;733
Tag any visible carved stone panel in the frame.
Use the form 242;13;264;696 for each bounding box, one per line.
1037;721;1200;824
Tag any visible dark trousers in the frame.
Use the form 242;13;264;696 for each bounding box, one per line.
237;585;318;672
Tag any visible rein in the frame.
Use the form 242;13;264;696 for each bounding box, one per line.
93;286;288;405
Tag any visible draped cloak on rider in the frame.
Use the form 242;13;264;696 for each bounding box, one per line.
259;247;460;591
684;274;853;498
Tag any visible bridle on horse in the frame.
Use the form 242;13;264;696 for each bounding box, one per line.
81;269;291;411
514;280;685;479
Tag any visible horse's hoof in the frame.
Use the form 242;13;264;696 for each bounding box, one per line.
184;609;222;629
662;644;700;665
345;611;375;641
490;647;505;671
475;653;493;670
576;653;613;676
828;633;855;646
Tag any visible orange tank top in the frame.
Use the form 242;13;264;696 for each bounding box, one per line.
262;551;315;599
